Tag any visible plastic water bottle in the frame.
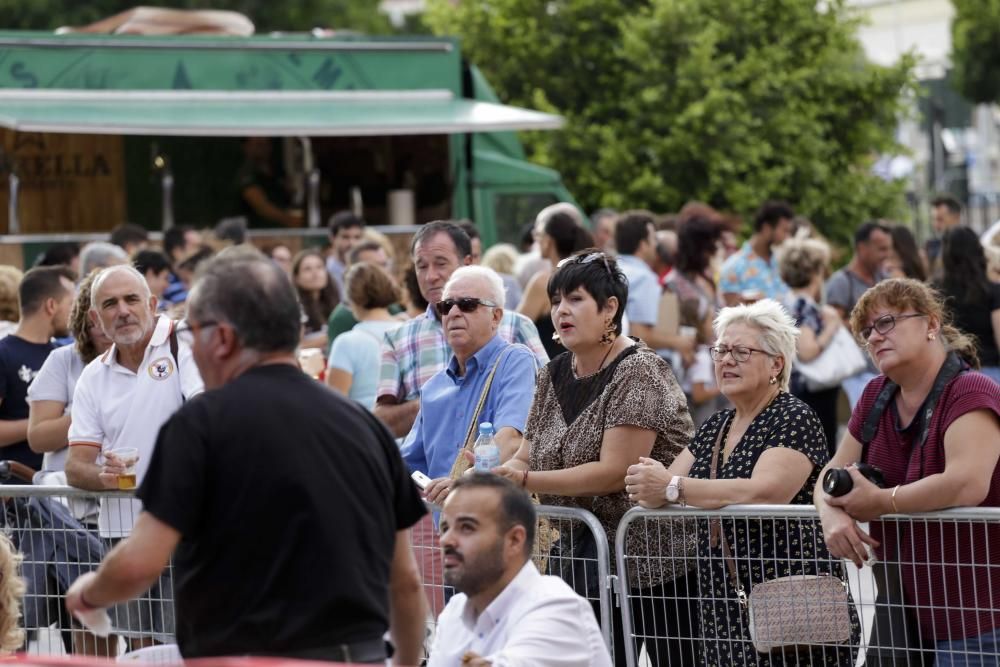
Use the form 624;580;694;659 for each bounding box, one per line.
474;422;501;472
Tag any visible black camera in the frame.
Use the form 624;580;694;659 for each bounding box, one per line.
822;463;886;497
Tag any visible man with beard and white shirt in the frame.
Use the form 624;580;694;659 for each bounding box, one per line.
65;264;202;644
429;473;611;667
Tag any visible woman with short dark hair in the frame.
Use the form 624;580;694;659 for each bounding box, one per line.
496;249;696;666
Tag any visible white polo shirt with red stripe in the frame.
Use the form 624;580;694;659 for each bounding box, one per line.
69;316;203;537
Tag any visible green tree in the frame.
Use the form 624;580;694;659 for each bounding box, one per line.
426;0;916;243
951;0;1000;104
0;0;394;34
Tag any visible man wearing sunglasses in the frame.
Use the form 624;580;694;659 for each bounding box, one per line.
375;221;547;438
400;266;538;506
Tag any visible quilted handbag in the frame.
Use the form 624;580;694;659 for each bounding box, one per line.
746;574;852;652
710;416;852;653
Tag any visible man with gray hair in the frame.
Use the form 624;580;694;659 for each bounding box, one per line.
79;242;129;278
401;265;539;505
67;251;428;664
65;264;202;644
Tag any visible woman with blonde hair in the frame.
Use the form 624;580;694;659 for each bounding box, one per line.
0;532;25;654
627;299;860;665
816;278;1000;663
0;266;23;340
779;236;846;453
482;243;523;310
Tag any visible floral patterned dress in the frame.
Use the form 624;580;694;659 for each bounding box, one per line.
688;392;860;665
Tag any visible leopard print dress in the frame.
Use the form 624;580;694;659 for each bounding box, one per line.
526;341;697;589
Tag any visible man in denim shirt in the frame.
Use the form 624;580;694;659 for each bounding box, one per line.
401;266;538;505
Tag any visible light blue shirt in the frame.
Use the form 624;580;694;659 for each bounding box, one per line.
617;254;661;326
327;319;402;410
401;335;538;479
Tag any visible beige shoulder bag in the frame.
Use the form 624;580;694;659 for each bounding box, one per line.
710;416;852;654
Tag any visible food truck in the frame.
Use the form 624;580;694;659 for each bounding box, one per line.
0;29;573;266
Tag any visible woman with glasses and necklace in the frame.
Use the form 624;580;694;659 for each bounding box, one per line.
815;278;1000;664
625;299;859;665
494;249;697;666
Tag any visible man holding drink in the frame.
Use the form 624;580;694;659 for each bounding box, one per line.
65;265;202;644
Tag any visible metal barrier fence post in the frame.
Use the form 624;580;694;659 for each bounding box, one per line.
0;484;175;656
616;504;1000;667
414;502;616;662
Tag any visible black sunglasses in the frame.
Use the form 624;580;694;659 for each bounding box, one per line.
434;297;499;317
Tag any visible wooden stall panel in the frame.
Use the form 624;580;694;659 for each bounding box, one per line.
0;130;127;234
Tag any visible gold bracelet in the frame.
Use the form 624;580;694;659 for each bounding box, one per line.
891;485;901;513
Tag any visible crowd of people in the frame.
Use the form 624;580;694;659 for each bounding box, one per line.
0;195;995;666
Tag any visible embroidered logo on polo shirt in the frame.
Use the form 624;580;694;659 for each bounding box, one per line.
148;357;175;381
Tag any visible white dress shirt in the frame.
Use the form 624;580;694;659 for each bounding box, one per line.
428;560;612;667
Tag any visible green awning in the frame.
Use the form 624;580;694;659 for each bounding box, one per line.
0;89;564;136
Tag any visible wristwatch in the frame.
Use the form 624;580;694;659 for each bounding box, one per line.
666;476;683;504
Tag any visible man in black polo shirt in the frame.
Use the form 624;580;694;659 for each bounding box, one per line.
66;249;429;664
0;265;75;474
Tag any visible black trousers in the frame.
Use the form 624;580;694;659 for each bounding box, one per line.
593;574;698;667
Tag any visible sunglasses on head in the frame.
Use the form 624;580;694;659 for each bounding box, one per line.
556;251;615;280
434;297;499;317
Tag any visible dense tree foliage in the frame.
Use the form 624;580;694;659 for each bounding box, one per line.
951;0;1000;104
426;0;917;243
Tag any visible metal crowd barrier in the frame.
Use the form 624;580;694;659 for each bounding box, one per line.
615;504;1000;667
0;485;174;657
413;502;615;662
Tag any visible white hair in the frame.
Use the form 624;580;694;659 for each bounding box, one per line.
79;241;128;276
90;264;152;311
713;299;799;391
535;202;583;230
443;266;506;308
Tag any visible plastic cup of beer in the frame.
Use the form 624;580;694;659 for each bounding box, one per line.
113;448;139;490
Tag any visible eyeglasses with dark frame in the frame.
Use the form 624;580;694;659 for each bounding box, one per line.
859;313;927;341
709;344;774;363
556;252;615;280
434;297;499;317
174;320;219;345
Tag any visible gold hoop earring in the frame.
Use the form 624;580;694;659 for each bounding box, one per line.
600;320;616;346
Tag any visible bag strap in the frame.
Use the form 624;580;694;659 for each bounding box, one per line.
168;320;184;402
860;352;965;475
458;345;515;452
708;414;748;607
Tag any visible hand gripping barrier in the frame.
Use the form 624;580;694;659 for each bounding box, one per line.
614;504;1000;667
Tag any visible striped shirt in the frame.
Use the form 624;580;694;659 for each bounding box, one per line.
849;370;1000;641
377;304;548;403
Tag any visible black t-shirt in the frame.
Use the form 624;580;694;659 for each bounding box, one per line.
941;281;1000;367
137;364;426;658
235;163;291;229
0;335;54;470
